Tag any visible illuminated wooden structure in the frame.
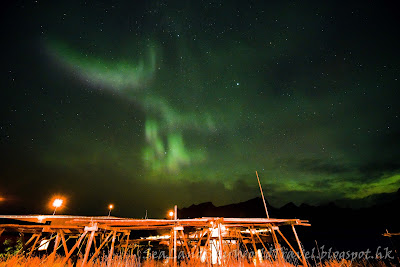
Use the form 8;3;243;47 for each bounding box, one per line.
0;215;310;266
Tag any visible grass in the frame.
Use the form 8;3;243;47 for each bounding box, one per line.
0;254;395;267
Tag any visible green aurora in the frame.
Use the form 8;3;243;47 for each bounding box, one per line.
1;0;399;216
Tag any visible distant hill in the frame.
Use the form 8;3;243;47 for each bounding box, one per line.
178;188;400;252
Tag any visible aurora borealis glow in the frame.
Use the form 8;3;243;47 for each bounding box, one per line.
1;0;399;217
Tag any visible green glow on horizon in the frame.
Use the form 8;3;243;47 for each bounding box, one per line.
270;173;400;200
343;174;400;199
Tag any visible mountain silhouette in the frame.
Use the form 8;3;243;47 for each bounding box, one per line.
178;189;400;252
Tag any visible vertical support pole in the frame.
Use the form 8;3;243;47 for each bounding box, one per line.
292;225;307;267
249;228;258;263
108;231;117;265
169;229;173;266
173;205;177;267
53;232;61;253
48;232;60;264
271;228;283;263
218;221;223;266
200;229;211;265
123;232;130;260
81;230;96;267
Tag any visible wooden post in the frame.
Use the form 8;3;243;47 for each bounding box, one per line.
200;229;212;265
249;228;258;264
173;205;177;267
81;230;96;267
292;225;307;267
108;231;117;265
271;228;283;263
169;229;173;265
123;232;130;260
48;232;61;264
53;232;61;253
218;221;224;266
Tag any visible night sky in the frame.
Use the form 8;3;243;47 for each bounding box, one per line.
1;1;399;218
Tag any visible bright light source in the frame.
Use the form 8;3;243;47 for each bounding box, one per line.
108;204;114;217
169;211;174;217
38;215;45;222
53;198;63;208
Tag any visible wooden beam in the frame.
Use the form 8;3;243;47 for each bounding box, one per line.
191;229;206;257
53;232;61;254
173;205;177;267
277;229;302;262
179;230;191;260
61;231;88;265
253;229;273;261
60;230;69;255
249;228;259;264
271;228;284;263
200;229;212;265
89;231;113;262
27;234;41;257
122;232;130;260
218;222;224;266
17;233;37;255
81;230;96;267
47;232;61;264
108;231;117;265
291;225;308;267
256;171;270;218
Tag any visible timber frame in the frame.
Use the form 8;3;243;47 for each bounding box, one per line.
0;215;310;266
